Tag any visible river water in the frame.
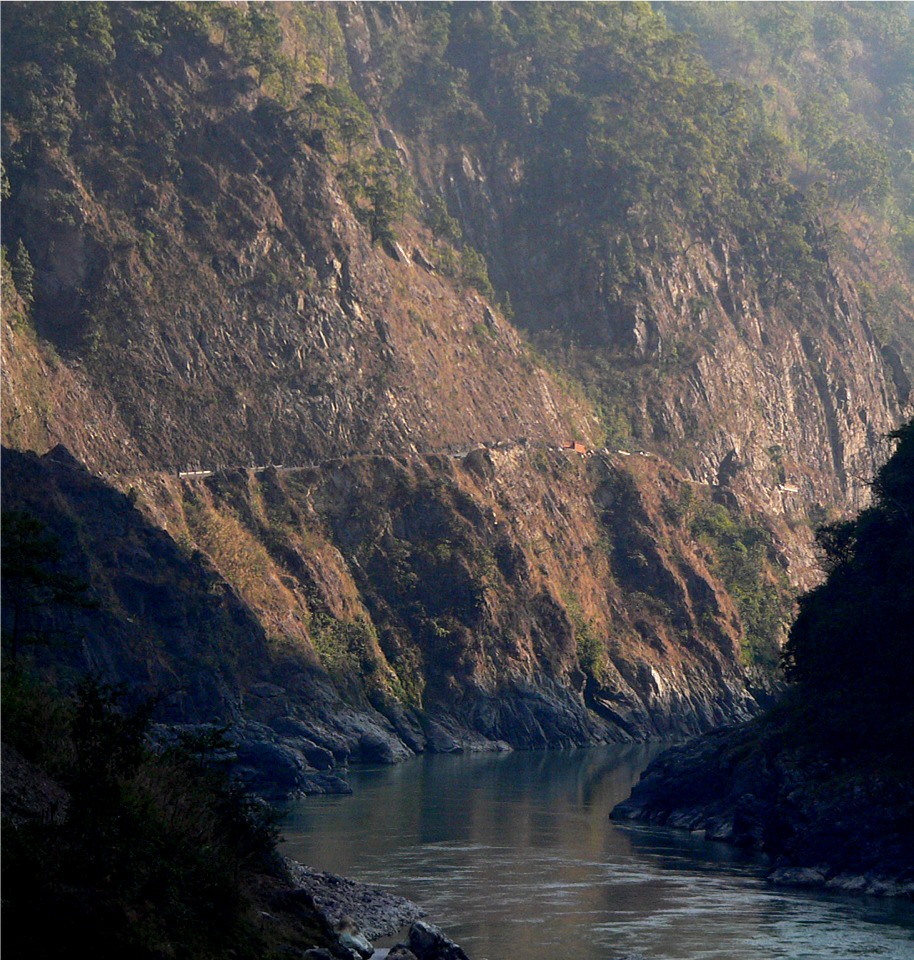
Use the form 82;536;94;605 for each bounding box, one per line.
281;744;914;960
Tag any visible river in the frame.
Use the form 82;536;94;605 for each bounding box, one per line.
281;744;914;960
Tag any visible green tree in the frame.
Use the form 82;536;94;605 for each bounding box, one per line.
825;137;892;207
246;5;283;87
2;678;283;960
11;239;35;306
341;149;414;245
797;93;836;174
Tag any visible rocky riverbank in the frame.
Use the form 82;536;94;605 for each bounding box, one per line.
611;721;914;899
285;860;424;944
281;858;470;960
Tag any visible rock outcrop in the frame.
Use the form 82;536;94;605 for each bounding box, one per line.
1;4;908;787
611;721;914;898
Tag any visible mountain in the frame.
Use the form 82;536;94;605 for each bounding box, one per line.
1;3;910;785
339;2;910;509
612;420;914;897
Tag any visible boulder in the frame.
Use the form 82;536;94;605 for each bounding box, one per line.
358;730;411;764
407;920;469;960
234;739;306;794
298;772;353;795
335;915;373;959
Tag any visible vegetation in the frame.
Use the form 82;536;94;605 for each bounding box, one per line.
2;674;288;960
661;1;914;349
661;3;914;226
0;506;330;960
688;497;791;675
309;611;383;686
369;3;833;297
781;420;914;761
564;592;608;683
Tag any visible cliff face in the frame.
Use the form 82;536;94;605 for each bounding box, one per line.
339;3;905;521
3;440;758;774
0;4;905;783
1;33;592;476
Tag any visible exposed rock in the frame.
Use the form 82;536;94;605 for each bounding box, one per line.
296;772;354;796
387;948;419;960
285;861;425;942
335;917;373;959
268;720;338;771
406;920;470;960
358;730;412;764
234;739;309;796
611;721;914;897
412;247;435;272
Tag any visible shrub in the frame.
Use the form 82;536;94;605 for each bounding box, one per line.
2;678;280;960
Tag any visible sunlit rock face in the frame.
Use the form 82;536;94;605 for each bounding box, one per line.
2;4;907;781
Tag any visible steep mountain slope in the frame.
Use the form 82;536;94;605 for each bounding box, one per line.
2;440;761;767
339;2;907;514
613;421;914;897
1;3;907;778
1;4;593;475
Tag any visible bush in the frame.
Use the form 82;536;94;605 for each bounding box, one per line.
2;678;280;960
690;500;790;675
781;420;914;758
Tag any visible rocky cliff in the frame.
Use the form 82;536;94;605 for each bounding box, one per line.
3;437;762;786
1;4;908;788
1;13;593;475
339;3;906;521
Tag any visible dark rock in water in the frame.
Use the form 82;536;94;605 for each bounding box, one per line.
407;920;470;960
387;947;419;960
422;720;464;754
298;771;353;795
300;741;337;772
610;723;772;849
234;739;308;795
611;721;914;898
358;729;411;764
268;720;340;769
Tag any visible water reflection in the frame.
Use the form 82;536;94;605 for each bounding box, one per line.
281;745;914;960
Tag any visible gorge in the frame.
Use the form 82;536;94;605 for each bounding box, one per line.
2;3;913;958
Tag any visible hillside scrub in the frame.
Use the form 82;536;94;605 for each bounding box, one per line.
1;673;310;960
